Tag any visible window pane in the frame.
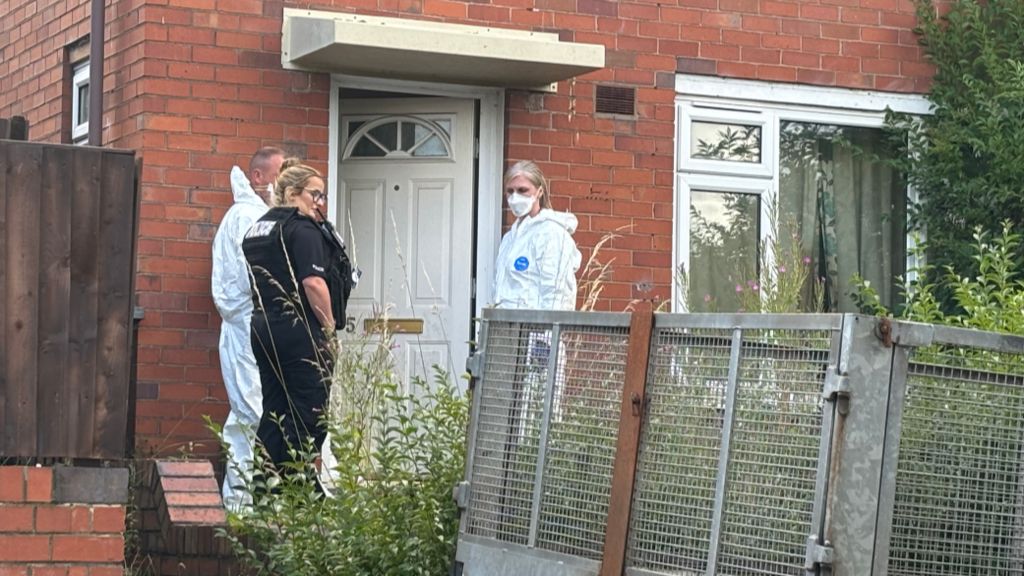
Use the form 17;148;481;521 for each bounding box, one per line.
368;122;398;150
690;121;761;163
77;84;89;124
411;135;447;157
688;190;759;312
350;121;397;157
347;120;364;137
400;122;418;151
400;122;449;157
350;136;387;157
779;121;906;312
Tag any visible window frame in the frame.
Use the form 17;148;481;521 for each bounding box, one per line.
679;102;775;179
340;113;456;161
676;173;775;303
673;75;931;311
71;61;90;144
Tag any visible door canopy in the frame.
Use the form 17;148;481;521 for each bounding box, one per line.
282;8;605;92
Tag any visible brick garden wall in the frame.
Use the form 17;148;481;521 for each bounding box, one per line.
0;0;934;457
134;460;236;576
0;466;126;576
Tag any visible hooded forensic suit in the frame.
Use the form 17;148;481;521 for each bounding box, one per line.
212;167;269;511
493;207;581;438
493;208;582;310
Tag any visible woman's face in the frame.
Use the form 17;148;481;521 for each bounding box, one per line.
505;174;543;218
289;176;326;220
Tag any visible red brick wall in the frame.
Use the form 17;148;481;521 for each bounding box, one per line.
126;0;331;457
0;0;933;454
0;467;125;576
0;0;144;148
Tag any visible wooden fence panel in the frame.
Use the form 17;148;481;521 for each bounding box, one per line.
94;152;136;457
0;141;138;460
37;145;73;457
4;143;42;456
68;148;102;457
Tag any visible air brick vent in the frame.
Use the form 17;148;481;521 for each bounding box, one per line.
595;84;636;116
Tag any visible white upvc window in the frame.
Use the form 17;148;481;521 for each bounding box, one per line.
674;75;931;313
71;61;90;144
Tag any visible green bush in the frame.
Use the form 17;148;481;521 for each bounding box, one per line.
853;221;1024;335
217;331;469;576
886;0;1024;303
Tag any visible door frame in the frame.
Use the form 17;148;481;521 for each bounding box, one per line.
327;74;505;323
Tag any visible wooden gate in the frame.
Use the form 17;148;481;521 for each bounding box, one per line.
0;139;140;460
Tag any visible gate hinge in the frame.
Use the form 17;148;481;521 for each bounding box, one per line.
466;353;483;378
453;481;470;510
822;370;850;401
805;535;834;570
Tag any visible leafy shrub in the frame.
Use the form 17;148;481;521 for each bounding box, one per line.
853;221;1024;335
217;330;469;576
886;0;1024;303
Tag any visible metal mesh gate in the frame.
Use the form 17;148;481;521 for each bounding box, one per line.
887;329;1024;576
465;313;630;560
456;311;1024;576
625;321;837;576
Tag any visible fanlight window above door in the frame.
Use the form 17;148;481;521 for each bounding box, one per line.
344;115;453;159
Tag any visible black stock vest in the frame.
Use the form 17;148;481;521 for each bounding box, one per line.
242;207;353;336
318;218;355;325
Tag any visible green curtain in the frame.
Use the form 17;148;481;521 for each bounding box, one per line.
780;122;906;312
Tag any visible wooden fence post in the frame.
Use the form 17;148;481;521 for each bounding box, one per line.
0;116;29;141
599;302;655;576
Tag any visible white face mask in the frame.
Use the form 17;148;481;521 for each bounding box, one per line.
507;193;535;218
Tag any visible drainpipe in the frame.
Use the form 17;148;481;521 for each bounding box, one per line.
88;0;104;146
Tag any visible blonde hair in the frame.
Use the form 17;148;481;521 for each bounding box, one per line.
273;157;322;206
504;160;551;209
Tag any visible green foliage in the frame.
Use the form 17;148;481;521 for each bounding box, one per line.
217;332;469;576
886;0;1024;297
853;222;1024;335
734;216;824;314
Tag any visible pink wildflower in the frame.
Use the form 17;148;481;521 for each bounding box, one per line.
704;294;712;303
752;284;760;292
778;265;787;273
802;256;812;265
735;284;743;292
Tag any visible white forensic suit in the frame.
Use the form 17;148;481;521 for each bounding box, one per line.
492;208;581;437
493;208;582;310
212;166;269;511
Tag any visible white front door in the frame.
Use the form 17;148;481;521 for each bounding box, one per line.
336;97;475;393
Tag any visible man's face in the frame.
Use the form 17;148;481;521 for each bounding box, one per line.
252;154;284;204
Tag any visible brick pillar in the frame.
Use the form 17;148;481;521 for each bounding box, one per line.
136;460;237;576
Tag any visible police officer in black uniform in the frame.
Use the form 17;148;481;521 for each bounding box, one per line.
242;158;354;478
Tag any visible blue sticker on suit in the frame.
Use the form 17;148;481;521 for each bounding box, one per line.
514;256;529;271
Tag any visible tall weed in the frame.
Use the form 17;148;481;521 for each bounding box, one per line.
217;327;468;576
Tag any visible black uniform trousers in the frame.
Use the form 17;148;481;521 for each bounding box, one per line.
251;312;331;477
